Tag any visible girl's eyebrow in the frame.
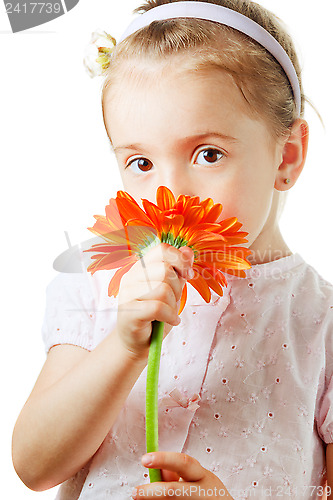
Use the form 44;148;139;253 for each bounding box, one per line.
112;132;239;154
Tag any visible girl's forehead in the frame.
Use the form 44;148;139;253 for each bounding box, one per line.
104;60;258;125
106;59;237;102
108;57;189;89
103;61;277;154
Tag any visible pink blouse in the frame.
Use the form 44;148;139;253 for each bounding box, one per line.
41;253;333;499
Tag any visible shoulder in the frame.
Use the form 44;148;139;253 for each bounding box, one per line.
42;245;119;353
47;238;120;308
244;253;333;309
295;260;333;366
45;269;118;312
249;254;333;340
296;259;333;315
277;255;333;309
299;258;333;292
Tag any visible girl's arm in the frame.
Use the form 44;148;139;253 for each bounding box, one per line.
12;244;193;492
12;331;148;492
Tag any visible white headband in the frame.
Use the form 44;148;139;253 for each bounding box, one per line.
119;1;301;116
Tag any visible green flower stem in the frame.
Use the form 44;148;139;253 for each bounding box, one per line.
146;320;164;483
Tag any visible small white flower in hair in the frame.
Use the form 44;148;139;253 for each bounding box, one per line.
83;29;117;78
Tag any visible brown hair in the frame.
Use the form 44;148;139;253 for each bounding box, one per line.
101;0;305;139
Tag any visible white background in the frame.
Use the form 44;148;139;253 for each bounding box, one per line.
1;0;332;498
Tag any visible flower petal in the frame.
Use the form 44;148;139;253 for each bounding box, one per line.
187;270;212;303
178;284;187;315
156;186;176;211
161;214;184;236
108;262;136;297
183;205;205;226
125;218;156;229
83;243;126;254
141;199;164;233
116;196;152;227
194;265;224;296
196;261;228;288
213;217;239;232
105;199;124;230
88;253;136;274
219;236;248;245
199;198;223;223
199;250;252;270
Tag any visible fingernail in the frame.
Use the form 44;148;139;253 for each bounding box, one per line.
180;246;194;265
131;487;137;499
185;254;194;266
142;453;154;466
187;268;195;279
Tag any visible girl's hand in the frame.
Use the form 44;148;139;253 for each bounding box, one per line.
132;451;234;499
116;244;194;360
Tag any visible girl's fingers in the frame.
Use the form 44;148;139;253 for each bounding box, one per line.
129;263;185;303
141;452;204;482
161;468;181;482
142;243;194;280
121;243;193;304
136;281;178;308
124;300;181;327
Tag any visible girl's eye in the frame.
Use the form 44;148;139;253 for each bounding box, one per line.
126;157;153;174
125;148;224;173
195;148;225;166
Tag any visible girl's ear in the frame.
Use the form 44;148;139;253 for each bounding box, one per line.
274;118;309;191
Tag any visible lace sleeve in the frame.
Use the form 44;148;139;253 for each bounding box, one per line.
317;296;333;444
41;271;98;353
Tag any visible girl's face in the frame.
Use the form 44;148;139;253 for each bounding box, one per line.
103;63;287;259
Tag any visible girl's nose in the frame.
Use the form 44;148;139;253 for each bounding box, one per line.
158;170;195;200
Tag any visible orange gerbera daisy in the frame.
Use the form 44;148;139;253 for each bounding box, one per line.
84;186;251;313
84;186;252;483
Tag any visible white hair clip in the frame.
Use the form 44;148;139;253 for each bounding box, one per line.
83;29;117;78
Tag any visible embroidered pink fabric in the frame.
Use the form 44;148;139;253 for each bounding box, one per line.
160;388;201;412
41;253;333;499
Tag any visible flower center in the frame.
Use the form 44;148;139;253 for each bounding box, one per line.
137;234;161;258
160;232;188;249
137;231;196;259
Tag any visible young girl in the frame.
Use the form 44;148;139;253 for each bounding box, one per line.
12;1;333;499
